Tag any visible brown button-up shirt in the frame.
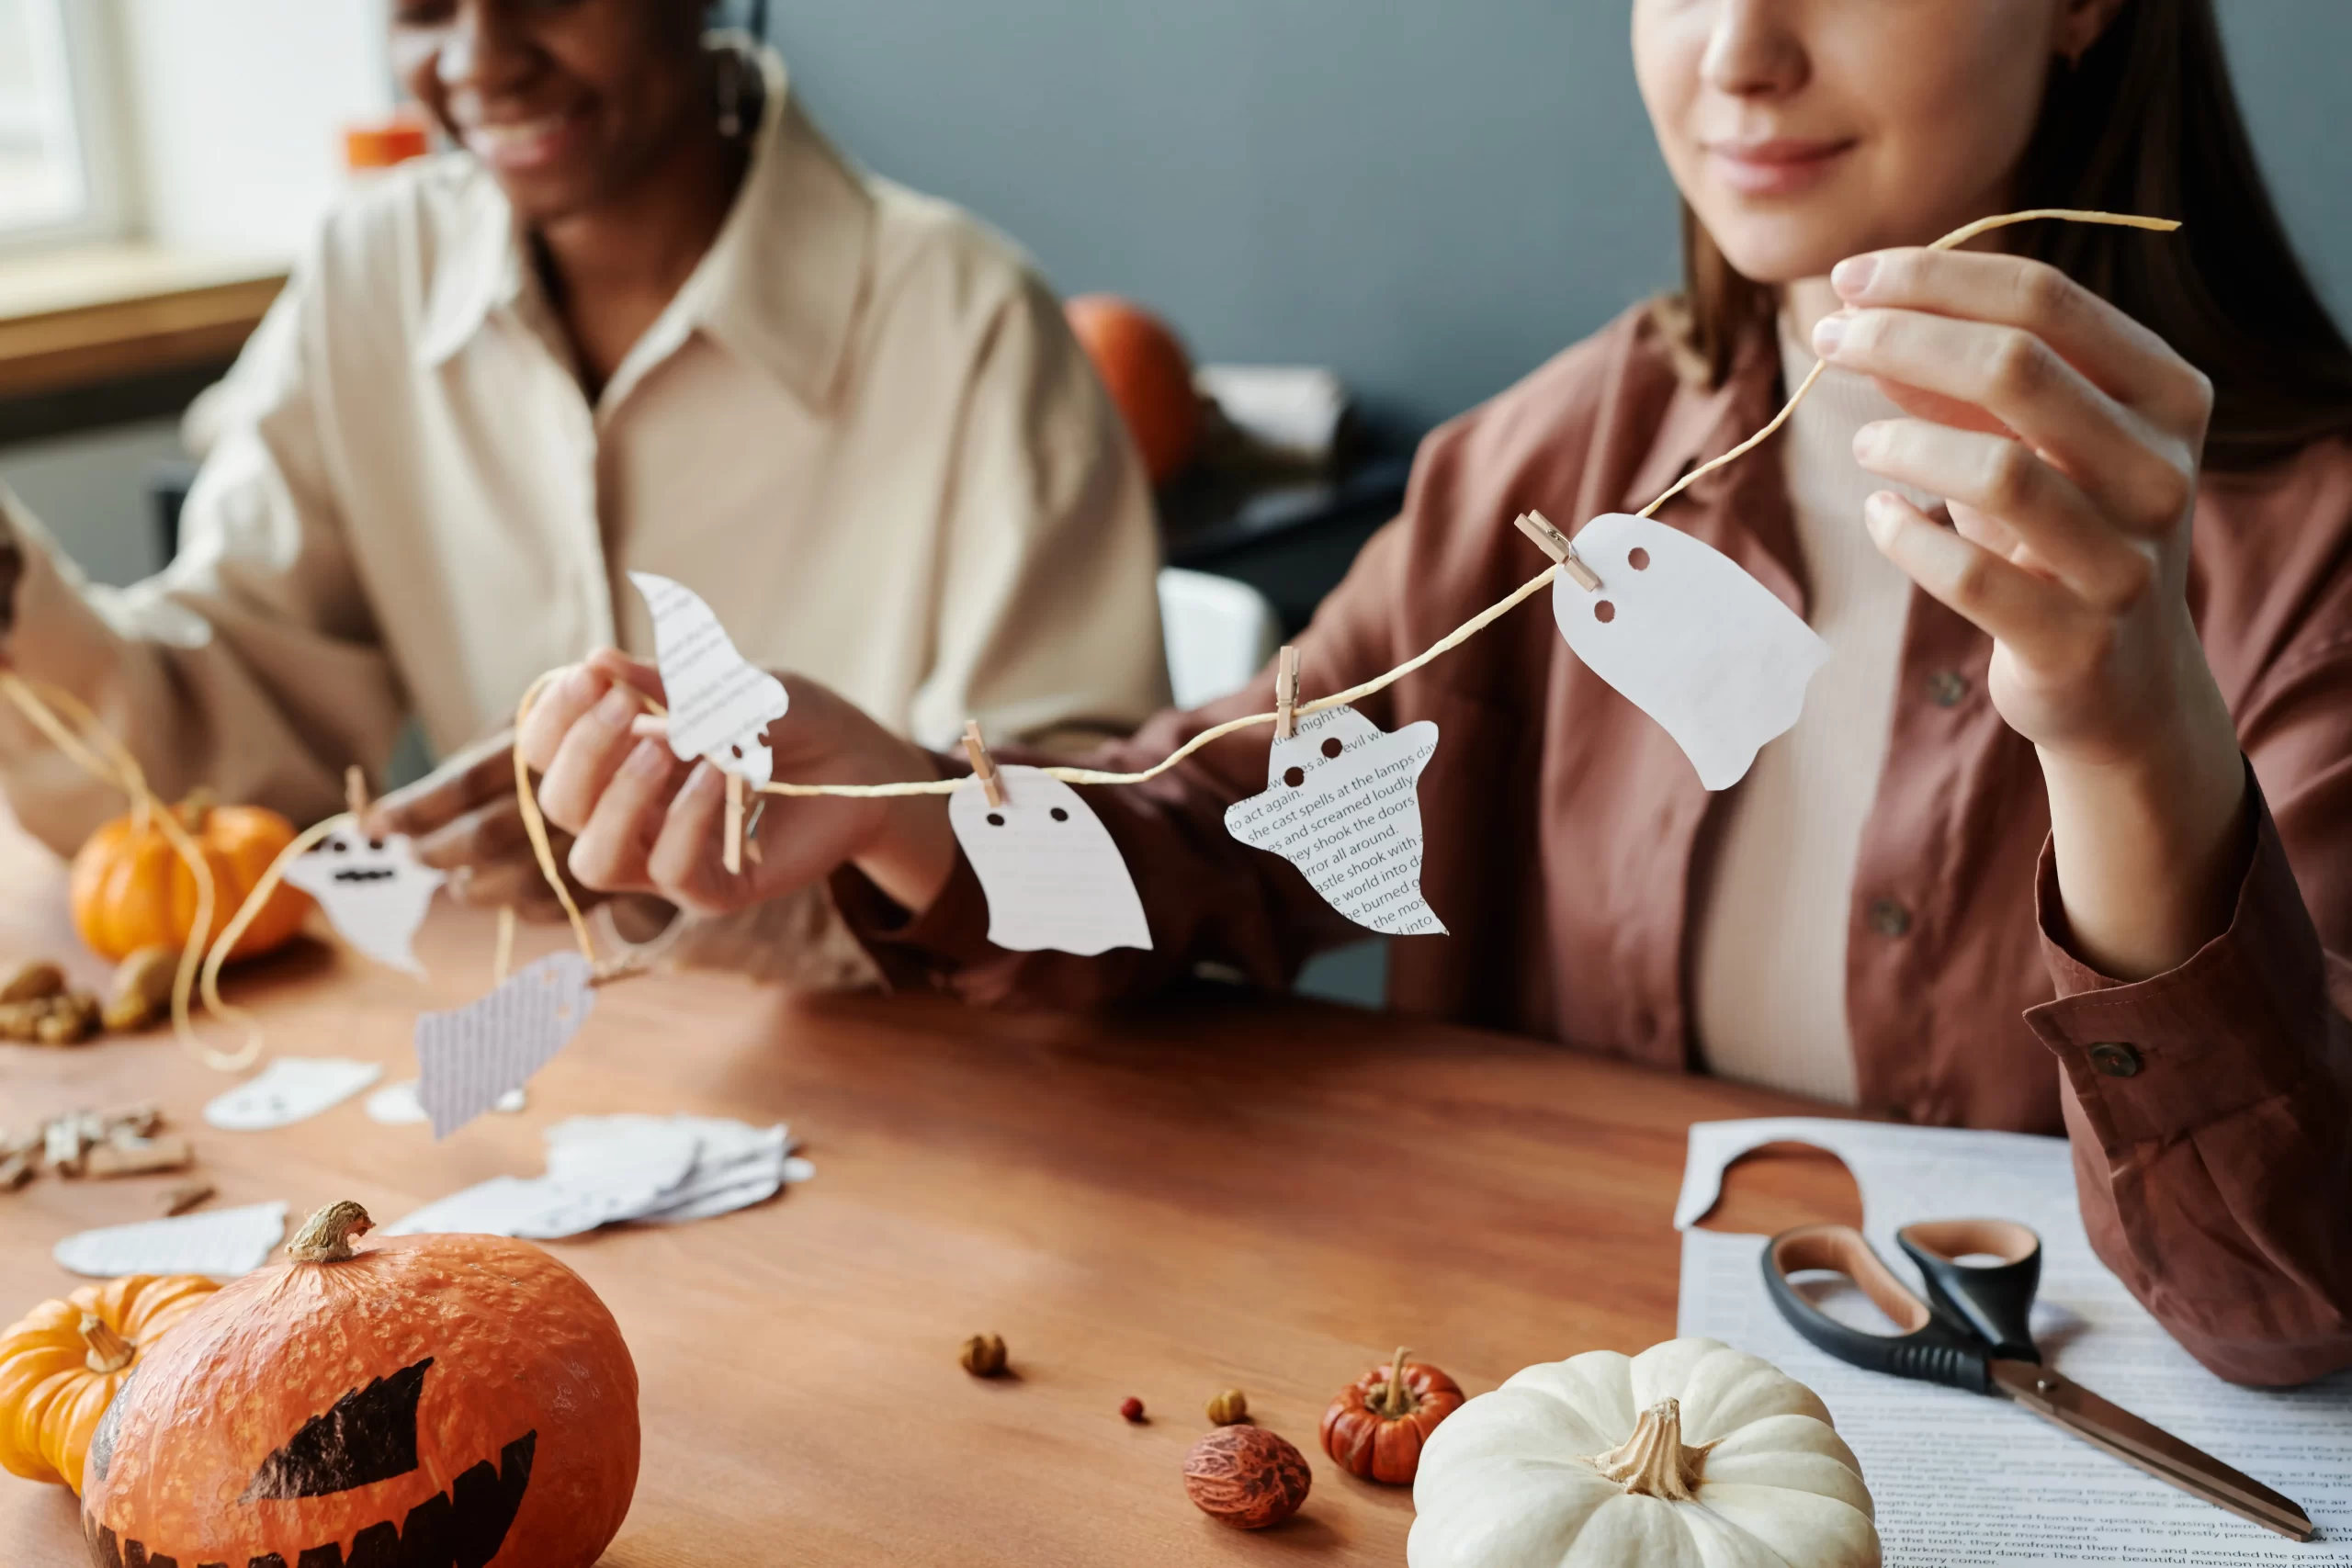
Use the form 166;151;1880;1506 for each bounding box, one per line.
842;304;2352;1387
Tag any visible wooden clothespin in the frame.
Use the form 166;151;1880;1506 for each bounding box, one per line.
629;714;669;741
344;764;369;820
1273;645;1301;741
722;773;747;875
1515;511;1602;592
962;719;1006;808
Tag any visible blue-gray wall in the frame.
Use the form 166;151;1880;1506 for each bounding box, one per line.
770;0;2352;441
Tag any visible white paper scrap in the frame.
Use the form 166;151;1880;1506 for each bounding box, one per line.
629;571;789;785
1551;513;1828;790
366;1079;525;1125
1676;1117;2352;1563
522;1116;703;1237
381;1177;570;1239
414;953;595;1140
280;825;447;976
54;1201;288;1278
204;1057;384;1131
950;765;1150;955
1224;704;1444;936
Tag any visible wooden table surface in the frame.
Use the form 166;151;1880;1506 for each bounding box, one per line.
0;243;285;400
0;816;1858;1567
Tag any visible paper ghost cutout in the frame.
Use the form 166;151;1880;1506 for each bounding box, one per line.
1224;704;1446;936
414;953;596;1140
948;764;1150;955
629;571;789;785
1550;513;1829;790
366;1079;525;1124
281;825;447;976
204;1056;384;1131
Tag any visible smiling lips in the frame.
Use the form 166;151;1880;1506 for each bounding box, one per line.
1705;136;1858;197
458;107;583;172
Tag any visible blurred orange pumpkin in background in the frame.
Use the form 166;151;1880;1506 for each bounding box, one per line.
1065;294;1204;485
70;793;311;964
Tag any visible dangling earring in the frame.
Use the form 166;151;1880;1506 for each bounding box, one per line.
716;50;744;140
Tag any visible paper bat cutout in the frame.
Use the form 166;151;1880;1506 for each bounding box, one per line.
1224;704;1446;936
414;953;596;1140
948;765;1150;955
1550;513;1829;790
629;571;789;785
281;826;447;976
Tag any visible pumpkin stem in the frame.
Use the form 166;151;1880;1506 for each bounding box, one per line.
287;1201;375;1263
175;788;219;831
1588;1397;1709;1502
1379;1347;1418;1418
78;1314;135;1375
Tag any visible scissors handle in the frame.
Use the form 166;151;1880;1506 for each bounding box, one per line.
1764;1222;2039;1394
1897;1219;2041;1363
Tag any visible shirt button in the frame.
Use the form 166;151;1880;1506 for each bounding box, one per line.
2088;1042;2143;1078
1927;671;1969;707
1867;898;1913;938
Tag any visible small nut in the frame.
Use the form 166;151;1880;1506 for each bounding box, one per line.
960;1333;1009;1378
103;946;178;1032
0;960;65;1005
30;995;99;1046
1205;1388;1250;1427
1120;1396;1147;1424
0;1000;40;1042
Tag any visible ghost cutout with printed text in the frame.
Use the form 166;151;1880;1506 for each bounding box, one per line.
414;953;597;1140
948;764;1151;955
629;571;789;784
1224;704;1446;937
1549;512;1829;791
280;826;447;976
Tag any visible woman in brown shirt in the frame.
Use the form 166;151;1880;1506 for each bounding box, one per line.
514;0;2352;1385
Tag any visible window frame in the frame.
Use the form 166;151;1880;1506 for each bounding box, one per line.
0;0;131;255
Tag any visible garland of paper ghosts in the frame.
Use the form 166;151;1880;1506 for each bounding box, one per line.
0;209;2176;1128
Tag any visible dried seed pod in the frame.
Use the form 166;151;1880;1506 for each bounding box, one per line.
30;994;100;1046
0;960;65;1005
103;945;179;1032
1184;1425;1312;1530
1206;1388;1250;1427
960;1333;1009;1378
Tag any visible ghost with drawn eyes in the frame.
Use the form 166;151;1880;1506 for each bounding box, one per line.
280;825;447;976
1224;705;1447;937
948;764;1151;955
629;571;790;784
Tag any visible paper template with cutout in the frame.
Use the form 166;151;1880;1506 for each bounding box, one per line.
1224;704;1446;936
54;1201;288;1279
280;826;447;976
204;1057;384;1132
629;571;789;785
414;953;596;1140
948;765;1150;955
1549;513;1829;791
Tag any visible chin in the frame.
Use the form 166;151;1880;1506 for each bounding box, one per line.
1696;203;1878;288
489;169;607;227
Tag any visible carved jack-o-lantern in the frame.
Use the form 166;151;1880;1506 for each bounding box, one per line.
80;1202;639;1568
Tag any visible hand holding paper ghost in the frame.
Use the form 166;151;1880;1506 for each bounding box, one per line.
520;649;958;919
372;728;604;923
1814;246;2246;978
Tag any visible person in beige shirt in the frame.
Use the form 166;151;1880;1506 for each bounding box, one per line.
0;10;1169;957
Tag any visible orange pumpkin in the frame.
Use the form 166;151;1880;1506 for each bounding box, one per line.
70;792;311;963
0;1275;220;1495
1320;1347;1464;1485
82;1202;639;1568
1065;294;1204;485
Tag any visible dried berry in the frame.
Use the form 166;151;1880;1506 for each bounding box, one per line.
1206;1388;1250;1426
960;1333;1008;1378
1184;1426;1312;1529
1121;1396;1147;1423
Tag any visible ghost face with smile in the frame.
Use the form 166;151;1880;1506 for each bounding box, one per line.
281;826;448;976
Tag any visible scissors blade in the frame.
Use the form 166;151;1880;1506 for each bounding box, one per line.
1989;1360;2313;1541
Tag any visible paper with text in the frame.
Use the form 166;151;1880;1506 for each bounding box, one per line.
1551;513;1828;790
1224;704;1444;936
1677;1117;2351;1563
54;1201;288;1279
629;571;789;785
950;765;1150;954
366;1078;524;1124
203;1057;383;1131
280;825;447;976
413;953;595;1139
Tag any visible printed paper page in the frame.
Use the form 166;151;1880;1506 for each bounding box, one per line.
629;571;789;785
413;953;596;1139
54;1201;289;1279
949;765;1150;955
1224;705;1445;936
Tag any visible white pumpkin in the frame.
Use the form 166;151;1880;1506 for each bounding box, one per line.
1408;1337;1878;1568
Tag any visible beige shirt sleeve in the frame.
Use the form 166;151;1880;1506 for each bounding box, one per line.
0;265;406;853
909;270;1171;751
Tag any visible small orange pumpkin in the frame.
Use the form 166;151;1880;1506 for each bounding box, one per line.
0;1274;220;1494
1320;1346;1464;1485
1065;294;1204;485
69;792;311;963
83;1201;639;1568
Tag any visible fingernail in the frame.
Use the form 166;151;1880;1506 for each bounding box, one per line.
1852;422;1886;462
1863;491;1904;544
1812;312;1848;358
683;761;724;801
624;739;668;776
594;686;637;728
560;664;599;705
1831;254;1878;299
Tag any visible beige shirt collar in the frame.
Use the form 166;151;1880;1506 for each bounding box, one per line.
413;39;874;414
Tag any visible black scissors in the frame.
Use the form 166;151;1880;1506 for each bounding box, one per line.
1764;1219;2315;1541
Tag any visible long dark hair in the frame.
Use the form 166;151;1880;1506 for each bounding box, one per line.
1670;0;2352;471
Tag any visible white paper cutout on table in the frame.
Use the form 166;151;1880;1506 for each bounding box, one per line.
1549;512;1829;790
365;1078;525;1124
54;1201;289;1279
1223;704;1446;936
280;825;447;976
203;1057;383;1131
629;571;789;785
948;764;1150;955
413;953;595;1139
